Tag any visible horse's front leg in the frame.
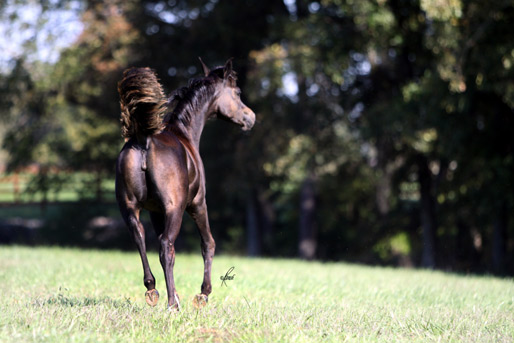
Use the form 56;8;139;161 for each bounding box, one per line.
187;200;216;308
159;208;183;311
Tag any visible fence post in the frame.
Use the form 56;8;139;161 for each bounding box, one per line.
14;172;20;203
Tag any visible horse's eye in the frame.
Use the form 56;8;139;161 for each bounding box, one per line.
235;89;241;96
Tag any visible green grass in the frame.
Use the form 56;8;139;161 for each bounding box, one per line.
0;246;512;342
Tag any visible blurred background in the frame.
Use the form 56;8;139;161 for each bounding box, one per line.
0;0;512;274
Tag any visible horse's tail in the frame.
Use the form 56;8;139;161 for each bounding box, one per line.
117;67;167;139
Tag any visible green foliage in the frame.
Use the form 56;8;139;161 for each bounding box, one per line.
1;0;513;272
1;1;136;199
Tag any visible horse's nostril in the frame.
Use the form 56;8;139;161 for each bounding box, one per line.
244;109;256;121
241;113;255;131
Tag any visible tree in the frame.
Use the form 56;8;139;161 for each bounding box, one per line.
1;0;141;200
1;0;513;273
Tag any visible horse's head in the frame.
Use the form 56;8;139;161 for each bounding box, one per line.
201;58;255;131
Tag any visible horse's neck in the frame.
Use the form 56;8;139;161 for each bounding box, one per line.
182;102;212;149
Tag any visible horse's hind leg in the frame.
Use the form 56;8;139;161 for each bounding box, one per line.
120;205;159;306
157;207;184;311
187;200;215;308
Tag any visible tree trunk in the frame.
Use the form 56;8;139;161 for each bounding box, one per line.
492;201;507;274
417;155;437;268
257;189;274;255
298;173;317;260
376;169;392;215
246;190;261;256
376;156;405;215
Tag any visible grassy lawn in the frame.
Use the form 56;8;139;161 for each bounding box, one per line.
0;246;512;342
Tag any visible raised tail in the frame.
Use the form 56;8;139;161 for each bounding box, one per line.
117;67;167;139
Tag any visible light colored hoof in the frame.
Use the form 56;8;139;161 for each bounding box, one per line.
145;289;159;307
192;294;208;309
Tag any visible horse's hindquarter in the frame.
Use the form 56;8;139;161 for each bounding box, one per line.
115;139;149;207
116;131;203;214
146;132;200;211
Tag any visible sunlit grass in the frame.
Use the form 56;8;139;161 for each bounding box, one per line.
0;246;512;342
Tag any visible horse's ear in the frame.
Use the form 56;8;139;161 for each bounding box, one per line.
198;57;210;76
223;58;233;79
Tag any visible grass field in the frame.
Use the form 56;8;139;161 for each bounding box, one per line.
0;246;512;342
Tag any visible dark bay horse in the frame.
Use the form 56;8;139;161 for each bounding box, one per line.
115;59;255;310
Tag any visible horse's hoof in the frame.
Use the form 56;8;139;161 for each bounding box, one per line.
145;289;159;307
167;303;180;312
192;294;208;309
167;293;181;312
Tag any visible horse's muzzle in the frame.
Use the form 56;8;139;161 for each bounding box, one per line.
241;108;256;131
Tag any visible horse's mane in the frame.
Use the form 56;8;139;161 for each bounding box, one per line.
164;66;237;129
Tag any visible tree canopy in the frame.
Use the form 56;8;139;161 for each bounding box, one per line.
1;0;513;273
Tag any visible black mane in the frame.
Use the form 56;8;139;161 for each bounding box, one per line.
164;67;237;129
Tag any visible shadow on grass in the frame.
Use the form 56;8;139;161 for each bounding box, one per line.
33;291;136;310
